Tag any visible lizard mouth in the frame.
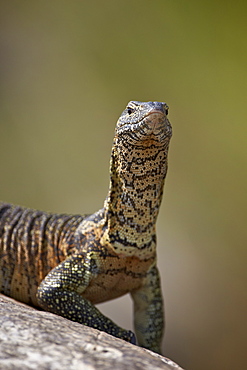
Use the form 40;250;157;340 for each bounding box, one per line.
145;110;165;117
144;111;166;131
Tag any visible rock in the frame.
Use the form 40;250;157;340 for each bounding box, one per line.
0;294;183;370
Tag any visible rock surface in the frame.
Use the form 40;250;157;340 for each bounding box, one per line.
0;294;183;370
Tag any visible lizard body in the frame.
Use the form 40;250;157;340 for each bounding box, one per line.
0;101;172;354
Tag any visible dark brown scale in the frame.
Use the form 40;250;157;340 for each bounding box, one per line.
0;203;84;305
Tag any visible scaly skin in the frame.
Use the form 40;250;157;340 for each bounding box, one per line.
0;101;172;353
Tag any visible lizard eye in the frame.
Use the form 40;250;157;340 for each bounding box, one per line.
127;107;135;115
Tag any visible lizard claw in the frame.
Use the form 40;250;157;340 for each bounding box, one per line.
126;330;136;345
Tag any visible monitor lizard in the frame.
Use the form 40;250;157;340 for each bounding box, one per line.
0;101;172;354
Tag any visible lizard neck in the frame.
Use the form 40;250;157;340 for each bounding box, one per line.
103;135;169;259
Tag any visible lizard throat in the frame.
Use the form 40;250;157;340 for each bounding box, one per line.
103;138;169;259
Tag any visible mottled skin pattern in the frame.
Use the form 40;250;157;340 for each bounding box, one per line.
0;101;172;354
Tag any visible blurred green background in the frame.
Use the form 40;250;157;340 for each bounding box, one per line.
1;1;246;369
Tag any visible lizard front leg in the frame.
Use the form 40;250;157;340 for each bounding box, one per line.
37;255;136;344
131;263;164;354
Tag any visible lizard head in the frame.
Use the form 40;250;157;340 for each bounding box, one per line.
115;101;172;145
